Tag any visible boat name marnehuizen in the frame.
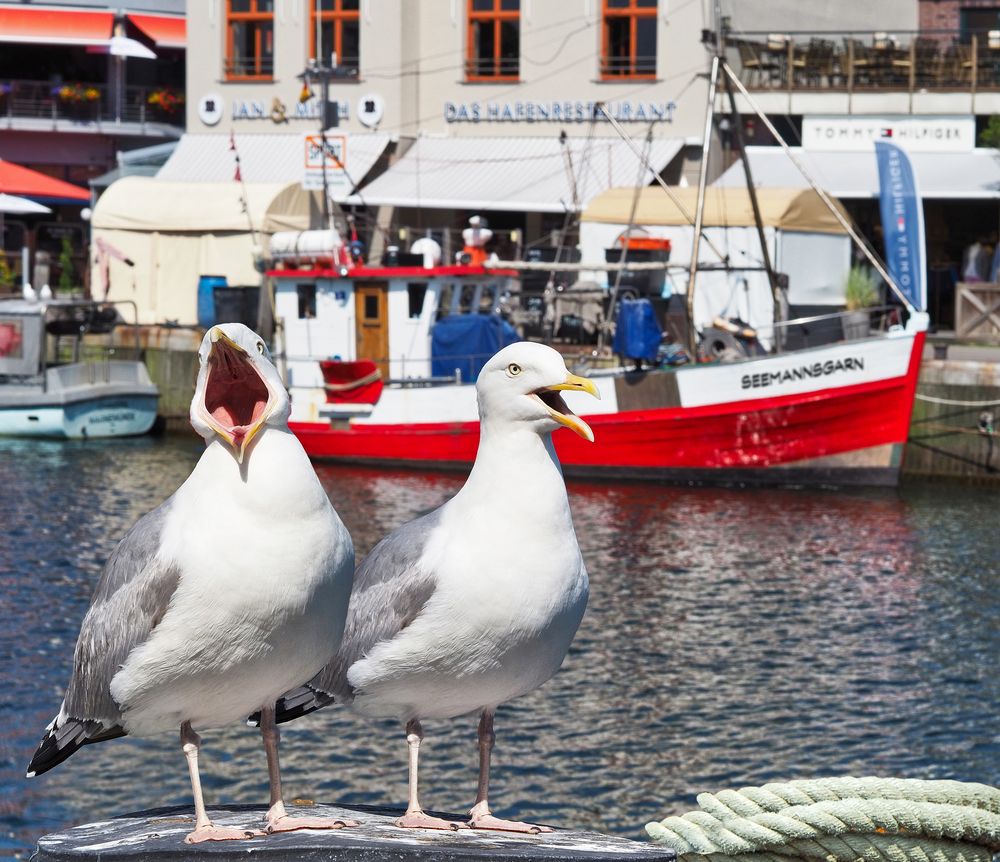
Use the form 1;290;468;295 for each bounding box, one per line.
443;99;677;123
740;357;866;390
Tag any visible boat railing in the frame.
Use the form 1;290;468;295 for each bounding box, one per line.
754;305;904;352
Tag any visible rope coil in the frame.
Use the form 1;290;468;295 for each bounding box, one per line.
646;778;1000;862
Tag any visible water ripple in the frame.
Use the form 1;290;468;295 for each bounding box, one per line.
0;437;997;858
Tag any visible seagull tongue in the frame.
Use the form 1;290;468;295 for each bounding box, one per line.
206;347;269;432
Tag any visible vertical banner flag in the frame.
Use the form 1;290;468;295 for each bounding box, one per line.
874;141;926;310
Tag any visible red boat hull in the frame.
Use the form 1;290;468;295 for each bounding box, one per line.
290;332;924;486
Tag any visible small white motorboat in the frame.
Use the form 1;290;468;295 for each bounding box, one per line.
0;297;159;439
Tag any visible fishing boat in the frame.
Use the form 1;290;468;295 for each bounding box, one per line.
267;258;925;486
265;2;928;487
0;298;159;439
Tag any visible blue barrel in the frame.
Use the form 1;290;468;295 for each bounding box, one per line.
197;275;227;328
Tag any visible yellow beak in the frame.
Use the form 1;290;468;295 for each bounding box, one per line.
540;372;600;443
545;373;601;400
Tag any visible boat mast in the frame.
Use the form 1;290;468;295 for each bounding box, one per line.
719;41;782;343
685;43;720;356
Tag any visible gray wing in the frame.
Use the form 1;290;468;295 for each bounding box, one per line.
27;500;181;776
267;509;441;725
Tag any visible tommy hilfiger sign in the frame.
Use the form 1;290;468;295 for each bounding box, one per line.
801;115;975;152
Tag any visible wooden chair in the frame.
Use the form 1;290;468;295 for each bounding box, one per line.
843;37;874;86
913;36;942;88
800;38;839;87
736;40;779;87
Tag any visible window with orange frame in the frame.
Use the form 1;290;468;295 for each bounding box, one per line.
601;0;657;79
467;0;520;81
225;0;274;80
309;0;360;76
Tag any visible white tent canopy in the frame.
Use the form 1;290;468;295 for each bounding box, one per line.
345;135;685;213
92;177;320;233
714;146;1000;199
91;178;322;325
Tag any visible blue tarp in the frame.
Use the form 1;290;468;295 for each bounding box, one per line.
613;298;663;362
431;314;520;381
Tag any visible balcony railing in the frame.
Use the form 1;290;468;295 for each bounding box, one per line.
0;79;185;127
727;29;1000;93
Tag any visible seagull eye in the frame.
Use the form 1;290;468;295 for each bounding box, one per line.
257;341;265;355
506;363;522;377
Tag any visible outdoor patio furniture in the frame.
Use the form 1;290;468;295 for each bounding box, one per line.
913;37;942;88
735;39;779;87
798;38;841;87
843;37;874;86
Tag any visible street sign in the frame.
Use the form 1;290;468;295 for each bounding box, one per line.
302;133;348;192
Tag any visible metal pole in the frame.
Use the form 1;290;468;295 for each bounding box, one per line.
722;67;781;341
721;61;915;313
686;53;721;355
320;72;330;228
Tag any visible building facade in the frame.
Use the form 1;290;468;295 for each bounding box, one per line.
0;0;185;289
185;0;707;141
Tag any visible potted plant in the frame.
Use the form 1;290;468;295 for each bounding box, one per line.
54;83;100;120
146;88;184;121
843;265;878;340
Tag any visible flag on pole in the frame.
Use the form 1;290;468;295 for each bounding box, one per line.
874;141;926;310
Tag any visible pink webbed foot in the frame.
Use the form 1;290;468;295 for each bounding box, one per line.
184;824;262;843
468;812;554;834
395;810;467;831
267;815;359;833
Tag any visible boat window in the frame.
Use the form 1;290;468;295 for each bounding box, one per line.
364;294;380;321
478;285;498;314
296;284;316;319
436;283;455;319
407;283;427;319
458;283;477;314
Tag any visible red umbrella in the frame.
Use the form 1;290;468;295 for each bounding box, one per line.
0;159;89;203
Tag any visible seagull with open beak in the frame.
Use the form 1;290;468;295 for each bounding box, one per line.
27;323;356;843
260;341;599;833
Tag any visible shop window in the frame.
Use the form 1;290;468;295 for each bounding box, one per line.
225;0;274;80
601;0;657;79
310;0;360;76
407;283;428;319
297;284;316;318
467;0;520;81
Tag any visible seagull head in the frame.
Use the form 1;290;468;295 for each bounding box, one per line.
476;342;599;442
190;323;289;463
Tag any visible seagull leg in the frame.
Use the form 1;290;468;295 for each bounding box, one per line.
394;719;464;830
181;722;261;844
260;704;358;833
468;711;553;834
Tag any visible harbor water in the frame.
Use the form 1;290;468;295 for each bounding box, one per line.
1;436;998;858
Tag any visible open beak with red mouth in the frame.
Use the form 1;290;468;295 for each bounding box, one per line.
200;329;275;463
529;373;600;442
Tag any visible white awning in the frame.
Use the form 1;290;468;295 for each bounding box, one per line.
715;146;1000;200
157;132;391;195
92;177;320;233
346;135;685;213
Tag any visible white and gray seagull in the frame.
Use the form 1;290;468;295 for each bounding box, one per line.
261;341;598;833
27;323;356;843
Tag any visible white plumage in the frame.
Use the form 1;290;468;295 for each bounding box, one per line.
28;323;356;843
272;341;599;833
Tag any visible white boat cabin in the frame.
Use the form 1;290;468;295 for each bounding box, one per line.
270;264;516;422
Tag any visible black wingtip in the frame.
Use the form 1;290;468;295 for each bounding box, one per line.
27;727;79;778
248;685;336;728
26;719;125;778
